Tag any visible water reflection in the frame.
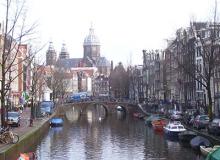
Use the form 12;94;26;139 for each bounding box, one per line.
65;107;80;123
50;126;63;133
31;104;206;160
116;110;126;120
85;104;107;123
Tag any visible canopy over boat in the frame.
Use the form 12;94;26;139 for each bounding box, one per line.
206;147;220;160
50;117;63;126
190;136;211;150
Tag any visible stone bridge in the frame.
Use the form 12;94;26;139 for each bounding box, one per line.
55;101;142;118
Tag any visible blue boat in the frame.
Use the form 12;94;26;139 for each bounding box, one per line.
50;117;63;127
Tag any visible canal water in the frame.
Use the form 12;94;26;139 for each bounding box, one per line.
31;105;204;160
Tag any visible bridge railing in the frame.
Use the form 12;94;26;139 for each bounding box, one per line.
64;99;137;106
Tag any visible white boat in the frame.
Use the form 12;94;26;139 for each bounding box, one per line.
200;145;220;156
163;121;186;137
116;106;123;111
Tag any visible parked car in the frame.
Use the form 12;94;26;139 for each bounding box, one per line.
6;111;20;127
183;109;197;125
40;101;54;116
207;118;220;135
193;115;209;130
170;111;183;121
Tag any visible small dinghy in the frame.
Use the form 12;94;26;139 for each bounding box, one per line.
50;117;63;127
200;145;220;157
190;136;211;151
178;131;197;143
17;152;36;160
116;106;123;111
133;112;145;119
145;114;161;126
152;118;167;132
206;147;220;160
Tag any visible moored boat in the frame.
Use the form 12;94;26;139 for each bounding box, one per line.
178;131;197;143
145;114;161;126
116;106;123;111
163;121;186;137
17;152;36;160
50;117;64;127
151;118;167;132
133;112;145;119
190;136;211;151
206;147;220;160
200;145;220;157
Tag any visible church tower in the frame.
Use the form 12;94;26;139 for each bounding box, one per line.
59;43;70;59
83;25;100;63
46;42;57;66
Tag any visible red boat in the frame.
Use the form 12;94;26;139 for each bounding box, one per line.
17;152;36;160
151;118;167;132
133;112;145;119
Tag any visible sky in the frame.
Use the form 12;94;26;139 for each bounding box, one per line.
0;0;219;66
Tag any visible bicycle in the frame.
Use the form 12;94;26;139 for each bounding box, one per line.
0;127;19;144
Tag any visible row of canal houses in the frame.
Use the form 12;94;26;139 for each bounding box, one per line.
0;33;31;108
0;24;112;109
131;22;220;116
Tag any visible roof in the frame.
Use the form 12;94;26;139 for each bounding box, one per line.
56;58;82;68
96;57;111;67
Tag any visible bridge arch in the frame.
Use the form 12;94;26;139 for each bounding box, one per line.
57;101;139;119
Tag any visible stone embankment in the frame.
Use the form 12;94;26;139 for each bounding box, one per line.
139;103;220;145
0;107;56;160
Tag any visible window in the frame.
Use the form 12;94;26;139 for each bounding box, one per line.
197;47;201;57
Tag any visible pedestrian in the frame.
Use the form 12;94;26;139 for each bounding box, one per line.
29;117;33;127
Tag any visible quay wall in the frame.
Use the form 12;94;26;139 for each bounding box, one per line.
0;118;50;160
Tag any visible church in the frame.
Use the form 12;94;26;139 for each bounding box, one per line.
45;26;111;96
46;25;111;75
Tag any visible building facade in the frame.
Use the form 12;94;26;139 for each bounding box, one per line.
45;25;111;97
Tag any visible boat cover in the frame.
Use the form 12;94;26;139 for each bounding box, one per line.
206;148;220;160
190;136;211;149
51;118;63;123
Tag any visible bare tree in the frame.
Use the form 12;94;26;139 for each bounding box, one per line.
0;0;38;126
109;62;129;99
171;2;220;119
46;66;69;103
29;58;46;118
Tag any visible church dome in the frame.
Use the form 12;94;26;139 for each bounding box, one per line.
83;26;100;46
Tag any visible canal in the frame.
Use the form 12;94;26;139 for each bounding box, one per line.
30;105;204;160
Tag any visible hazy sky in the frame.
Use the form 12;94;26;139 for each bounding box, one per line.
1;0;219;66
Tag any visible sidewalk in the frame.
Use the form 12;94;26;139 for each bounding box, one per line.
0;107;50;151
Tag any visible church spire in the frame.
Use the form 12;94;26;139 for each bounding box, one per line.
59;43;69;59
89;22;94;35
46;41;57;66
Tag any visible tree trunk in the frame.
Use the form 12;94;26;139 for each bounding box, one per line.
31;97;34;119
207;85;213;120
1;64;6;127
